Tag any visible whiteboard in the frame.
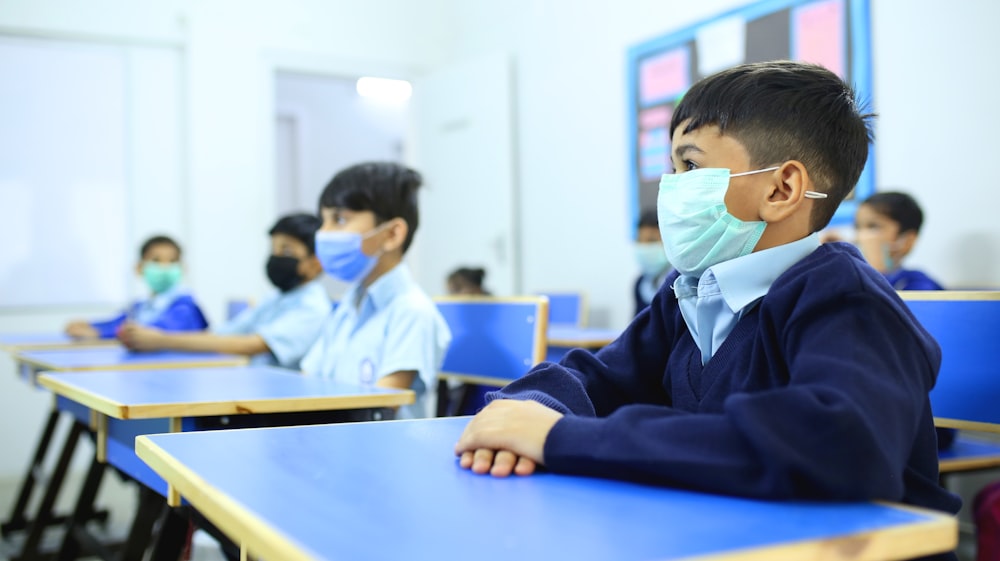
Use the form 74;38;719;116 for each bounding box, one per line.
0;37;184;308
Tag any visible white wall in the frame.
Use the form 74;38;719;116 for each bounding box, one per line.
439;0;1000;329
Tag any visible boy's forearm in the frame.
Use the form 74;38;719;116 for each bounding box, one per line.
155;332;269;356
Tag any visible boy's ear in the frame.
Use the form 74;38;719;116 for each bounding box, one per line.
758;160;811;224
380;218;409;253
135;261;144;277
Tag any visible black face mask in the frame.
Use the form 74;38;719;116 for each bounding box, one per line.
266;255;304;292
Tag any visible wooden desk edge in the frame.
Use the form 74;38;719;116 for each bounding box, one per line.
14;354;249;373
939;455;1000;473
935;418;1000;433
35;378;414;420
438;372;510;388
37;374;127;418
680;502;956;561
136;436;318;561
122;390;416;419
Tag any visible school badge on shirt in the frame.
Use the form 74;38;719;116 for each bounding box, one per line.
359;358;375;388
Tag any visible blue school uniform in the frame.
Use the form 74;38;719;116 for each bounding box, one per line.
491;241;960;551
90;286;208;339
215;279;331;369
885;268;944;290
633;270;670;317
299;264;451;419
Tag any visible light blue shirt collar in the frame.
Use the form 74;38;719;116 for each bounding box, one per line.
709;233;821;314
673;234;820;364
343;262;412;312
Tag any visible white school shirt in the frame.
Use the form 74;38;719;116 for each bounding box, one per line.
215;279;331;369
299;264;452;419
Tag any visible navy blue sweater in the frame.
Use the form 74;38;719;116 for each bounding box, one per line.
493;243;959;556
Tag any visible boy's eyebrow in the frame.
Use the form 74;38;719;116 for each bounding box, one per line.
673;143;704;158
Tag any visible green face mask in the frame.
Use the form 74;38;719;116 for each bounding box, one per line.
142;262;183;294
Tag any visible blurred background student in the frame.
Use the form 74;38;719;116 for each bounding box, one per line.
854;191;944;290
447;267;491;296
64;235;208;339
633;208;671;316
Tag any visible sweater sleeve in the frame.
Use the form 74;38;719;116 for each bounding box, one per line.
149;296;209;332
89;313;128;339
542;289;939;502
491;286;677;416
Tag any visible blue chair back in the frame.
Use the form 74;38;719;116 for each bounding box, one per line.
901;291;1000;432
435;297;549;386
537;291;586;327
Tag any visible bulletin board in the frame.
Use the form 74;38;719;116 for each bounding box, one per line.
627;0;872;230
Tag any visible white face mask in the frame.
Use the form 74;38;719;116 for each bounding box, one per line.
657;167;826;277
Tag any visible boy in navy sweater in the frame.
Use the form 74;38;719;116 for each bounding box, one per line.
455;61;960;554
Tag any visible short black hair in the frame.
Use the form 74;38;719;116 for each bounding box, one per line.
861;191;924;234
448;267;486;289
140;235;181;260
269;213;322;255
637;208;659;229
671;60;875;231
318;162;422;253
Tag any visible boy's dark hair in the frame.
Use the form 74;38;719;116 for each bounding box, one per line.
319;162;422;253
269;213;322;255
862;191;924;234
670;60;875;231
140;235;182;260
448;267;486;289
637;208;659;229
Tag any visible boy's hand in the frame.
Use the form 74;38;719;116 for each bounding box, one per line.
118;324;164;350
454;399;563;477
856;229;890;272
65;321;98;340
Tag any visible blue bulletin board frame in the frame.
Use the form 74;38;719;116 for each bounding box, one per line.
626;0;873;233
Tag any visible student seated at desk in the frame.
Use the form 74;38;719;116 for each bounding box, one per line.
300;162;451;419
854;191;944;290
447;266;491;296
64;235;208;340
118;214;330;369
454;62;961;557
633;208;671;316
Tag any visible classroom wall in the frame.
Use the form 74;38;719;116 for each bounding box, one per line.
444;0;1000;329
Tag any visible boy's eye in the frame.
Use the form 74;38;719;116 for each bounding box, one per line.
683;160;699;172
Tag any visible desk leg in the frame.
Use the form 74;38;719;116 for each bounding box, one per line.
1;408;61;536
436;379;450;417
149;506;188;561
55;454;107;561
116;485;164;561
14;420;87;561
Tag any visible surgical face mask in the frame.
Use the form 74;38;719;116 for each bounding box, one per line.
266;255;303;292
634;242;670;277
142;262;182;294
657;167;826;277
314;223;390;283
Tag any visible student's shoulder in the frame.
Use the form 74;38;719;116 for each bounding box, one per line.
768;242;898;308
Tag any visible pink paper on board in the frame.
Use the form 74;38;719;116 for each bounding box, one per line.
793;0;845;77
639;48;690;105
639;106;673;131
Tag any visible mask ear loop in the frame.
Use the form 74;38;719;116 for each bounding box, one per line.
729;166;828;199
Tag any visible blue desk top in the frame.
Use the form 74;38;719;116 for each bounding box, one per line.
38;366;414;419
137;417;954;561
546;325;620;348
15;347;247;372
0;332;117;351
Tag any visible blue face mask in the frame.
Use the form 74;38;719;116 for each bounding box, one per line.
314;224;389;283
657;167;826;277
